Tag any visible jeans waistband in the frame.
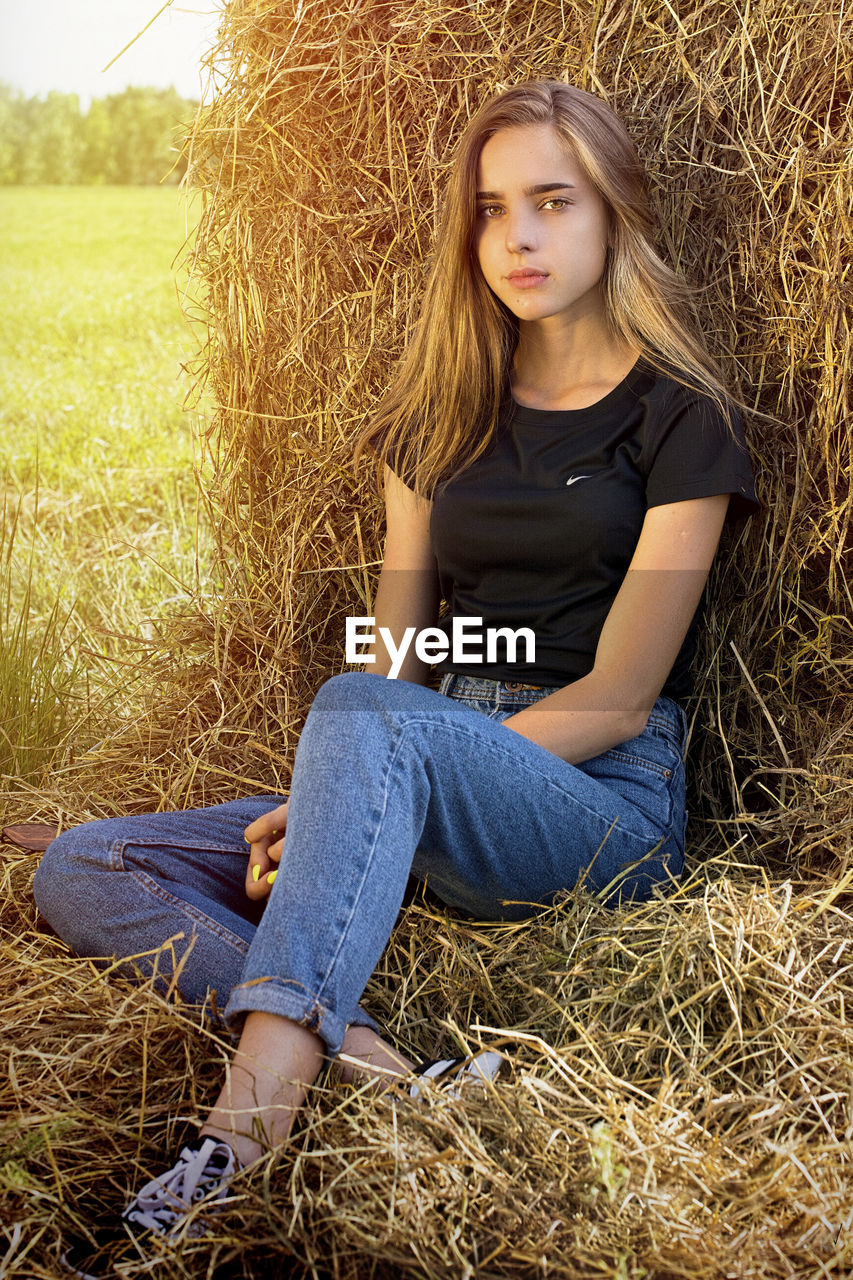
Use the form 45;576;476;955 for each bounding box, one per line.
438;673;549;701
438;672;686;744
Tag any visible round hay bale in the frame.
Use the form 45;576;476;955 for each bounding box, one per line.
175;0;852;875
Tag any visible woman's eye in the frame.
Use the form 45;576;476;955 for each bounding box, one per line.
479;204;502;218
542;198;570;210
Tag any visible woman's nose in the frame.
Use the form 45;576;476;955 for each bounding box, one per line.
505;209;537;255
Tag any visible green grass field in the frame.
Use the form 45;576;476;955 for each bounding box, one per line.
0;187;210;781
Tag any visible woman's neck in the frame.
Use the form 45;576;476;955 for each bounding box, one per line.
512;312;640;412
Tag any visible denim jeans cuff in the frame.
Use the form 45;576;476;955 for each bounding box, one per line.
223;978;377;1058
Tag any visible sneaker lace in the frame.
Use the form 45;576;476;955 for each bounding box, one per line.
123;1138;236;1236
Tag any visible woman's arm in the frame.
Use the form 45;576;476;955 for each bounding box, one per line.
366;464;442;684
501;494;731;764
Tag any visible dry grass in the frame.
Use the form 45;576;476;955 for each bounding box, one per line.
2;0;852;1275
4;856;853;1277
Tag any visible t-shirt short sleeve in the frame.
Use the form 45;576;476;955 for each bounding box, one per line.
642;390;759;522
377;428;427;497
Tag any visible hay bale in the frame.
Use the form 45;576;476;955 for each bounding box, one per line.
3;1;853;1275
174;0;851;866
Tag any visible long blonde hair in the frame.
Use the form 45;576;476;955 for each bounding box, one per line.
354;80;736;499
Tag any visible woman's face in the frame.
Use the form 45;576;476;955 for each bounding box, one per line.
474;123;610;327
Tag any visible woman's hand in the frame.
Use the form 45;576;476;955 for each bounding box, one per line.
244;801;289;901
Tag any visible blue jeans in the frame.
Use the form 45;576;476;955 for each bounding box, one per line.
33;672;687;1057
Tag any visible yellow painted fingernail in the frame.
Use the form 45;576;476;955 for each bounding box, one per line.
266;870;277;886
252;864;260;882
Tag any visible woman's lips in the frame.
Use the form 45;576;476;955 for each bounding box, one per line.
507;269;549;289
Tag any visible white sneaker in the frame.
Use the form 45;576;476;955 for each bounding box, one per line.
122;1135;238;1236
409;1049;506;1100
61;1136;238;1279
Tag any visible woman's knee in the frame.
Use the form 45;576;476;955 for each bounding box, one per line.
309;670;388;712
32;821;114;931
309;671;435;718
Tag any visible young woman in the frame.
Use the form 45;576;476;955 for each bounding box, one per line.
35;80;757;1270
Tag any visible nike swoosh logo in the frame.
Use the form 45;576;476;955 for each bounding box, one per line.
565;474;591;486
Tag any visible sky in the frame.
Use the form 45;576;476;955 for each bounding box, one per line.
0;0;221;107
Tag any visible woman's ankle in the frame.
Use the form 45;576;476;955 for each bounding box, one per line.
334;1027;415;1090
202;1011;325;1164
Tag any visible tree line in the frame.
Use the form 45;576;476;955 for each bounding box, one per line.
0;84;198;185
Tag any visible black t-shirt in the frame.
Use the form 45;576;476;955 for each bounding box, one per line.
388;360;759;702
